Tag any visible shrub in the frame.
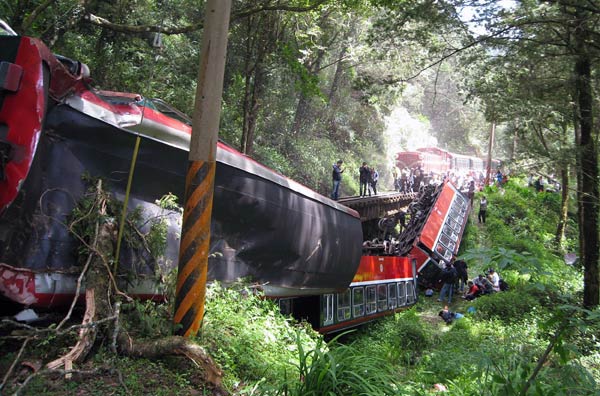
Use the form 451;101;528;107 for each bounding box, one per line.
472;290;539;322
199;282;320;390
350;308;435;366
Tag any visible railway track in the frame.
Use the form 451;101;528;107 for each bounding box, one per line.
338;191;418;221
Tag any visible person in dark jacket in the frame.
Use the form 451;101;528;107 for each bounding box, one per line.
359;162;370;197
478;195;488;224
475;274;494;295
438;263;457;304
454;259;468;292
331;160;344;200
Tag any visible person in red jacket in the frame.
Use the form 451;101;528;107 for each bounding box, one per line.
462;281;480;301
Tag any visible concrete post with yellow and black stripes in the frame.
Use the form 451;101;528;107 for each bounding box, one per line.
174;0;231;338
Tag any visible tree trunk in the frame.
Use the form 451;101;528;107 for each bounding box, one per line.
328;46;347;105
574;52;599;308
243;63;265;156
291;94;309;136
240;17;255;154
118;334;227;394
555;166;569;249
239;9;279;155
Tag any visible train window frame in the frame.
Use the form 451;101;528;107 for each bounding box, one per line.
365;285;377;314
337;289;351;322
407;281;416;303
397;282;407;306
388;283;398;309
352;287;365;318
322;294;334;326
377;284;388;312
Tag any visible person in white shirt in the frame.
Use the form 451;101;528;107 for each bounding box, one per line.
488;269;500;292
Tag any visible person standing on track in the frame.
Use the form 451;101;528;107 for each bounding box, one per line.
331;160;344;200
392;166;399;191
371;167;379;195
359;162;370;197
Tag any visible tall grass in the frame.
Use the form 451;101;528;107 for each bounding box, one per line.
198;179;599;395
273;332;399;396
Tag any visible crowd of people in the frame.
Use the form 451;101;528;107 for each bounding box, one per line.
330;159;381;200
329;157;509;204
428;258;508;305
432;260;508;324
359;162;379;197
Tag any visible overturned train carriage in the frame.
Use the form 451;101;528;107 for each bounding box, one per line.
0;35;363;308
279;181;471;333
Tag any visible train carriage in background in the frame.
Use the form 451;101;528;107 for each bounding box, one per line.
416;147;452;168
450;153;473;174
470;157;485;173
397;147;500;180
395;151;446;174
0;28;471;334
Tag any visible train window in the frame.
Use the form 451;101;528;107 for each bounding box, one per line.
443;225;453;237
279;298;293;316
352;287;365;318
388;283;397;309
439;233;451;248
407;282;416;303
322;294;334;326
439;235;456;252
436;244;453;261
397;282;407;306
454;198;466;209
450;219;461;232
451;231;459;242
337;290;351;321
377;284;388;311
366;286;377;314
446;218;457;230
450;209;461;223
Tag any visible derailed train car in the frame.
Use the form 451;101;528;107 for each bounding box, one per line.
281;181;470;333
0;32;362;308
0;30;470;332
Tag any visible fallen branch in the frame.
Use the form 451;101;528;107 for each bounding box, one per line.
46;289;97;370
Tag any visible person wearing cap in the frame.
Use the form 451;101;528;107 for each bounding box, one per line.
331;160;344;200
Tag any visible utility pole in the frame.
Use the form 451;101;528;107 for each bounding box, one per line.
485;121;495;187
174;0;231;337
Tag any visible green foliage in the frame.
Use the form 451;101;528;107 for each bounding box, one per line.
121;299;173;338
471;290;540;322
69;178;174;285
273;333;400;396
350;308;435;366
199;282;320;391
